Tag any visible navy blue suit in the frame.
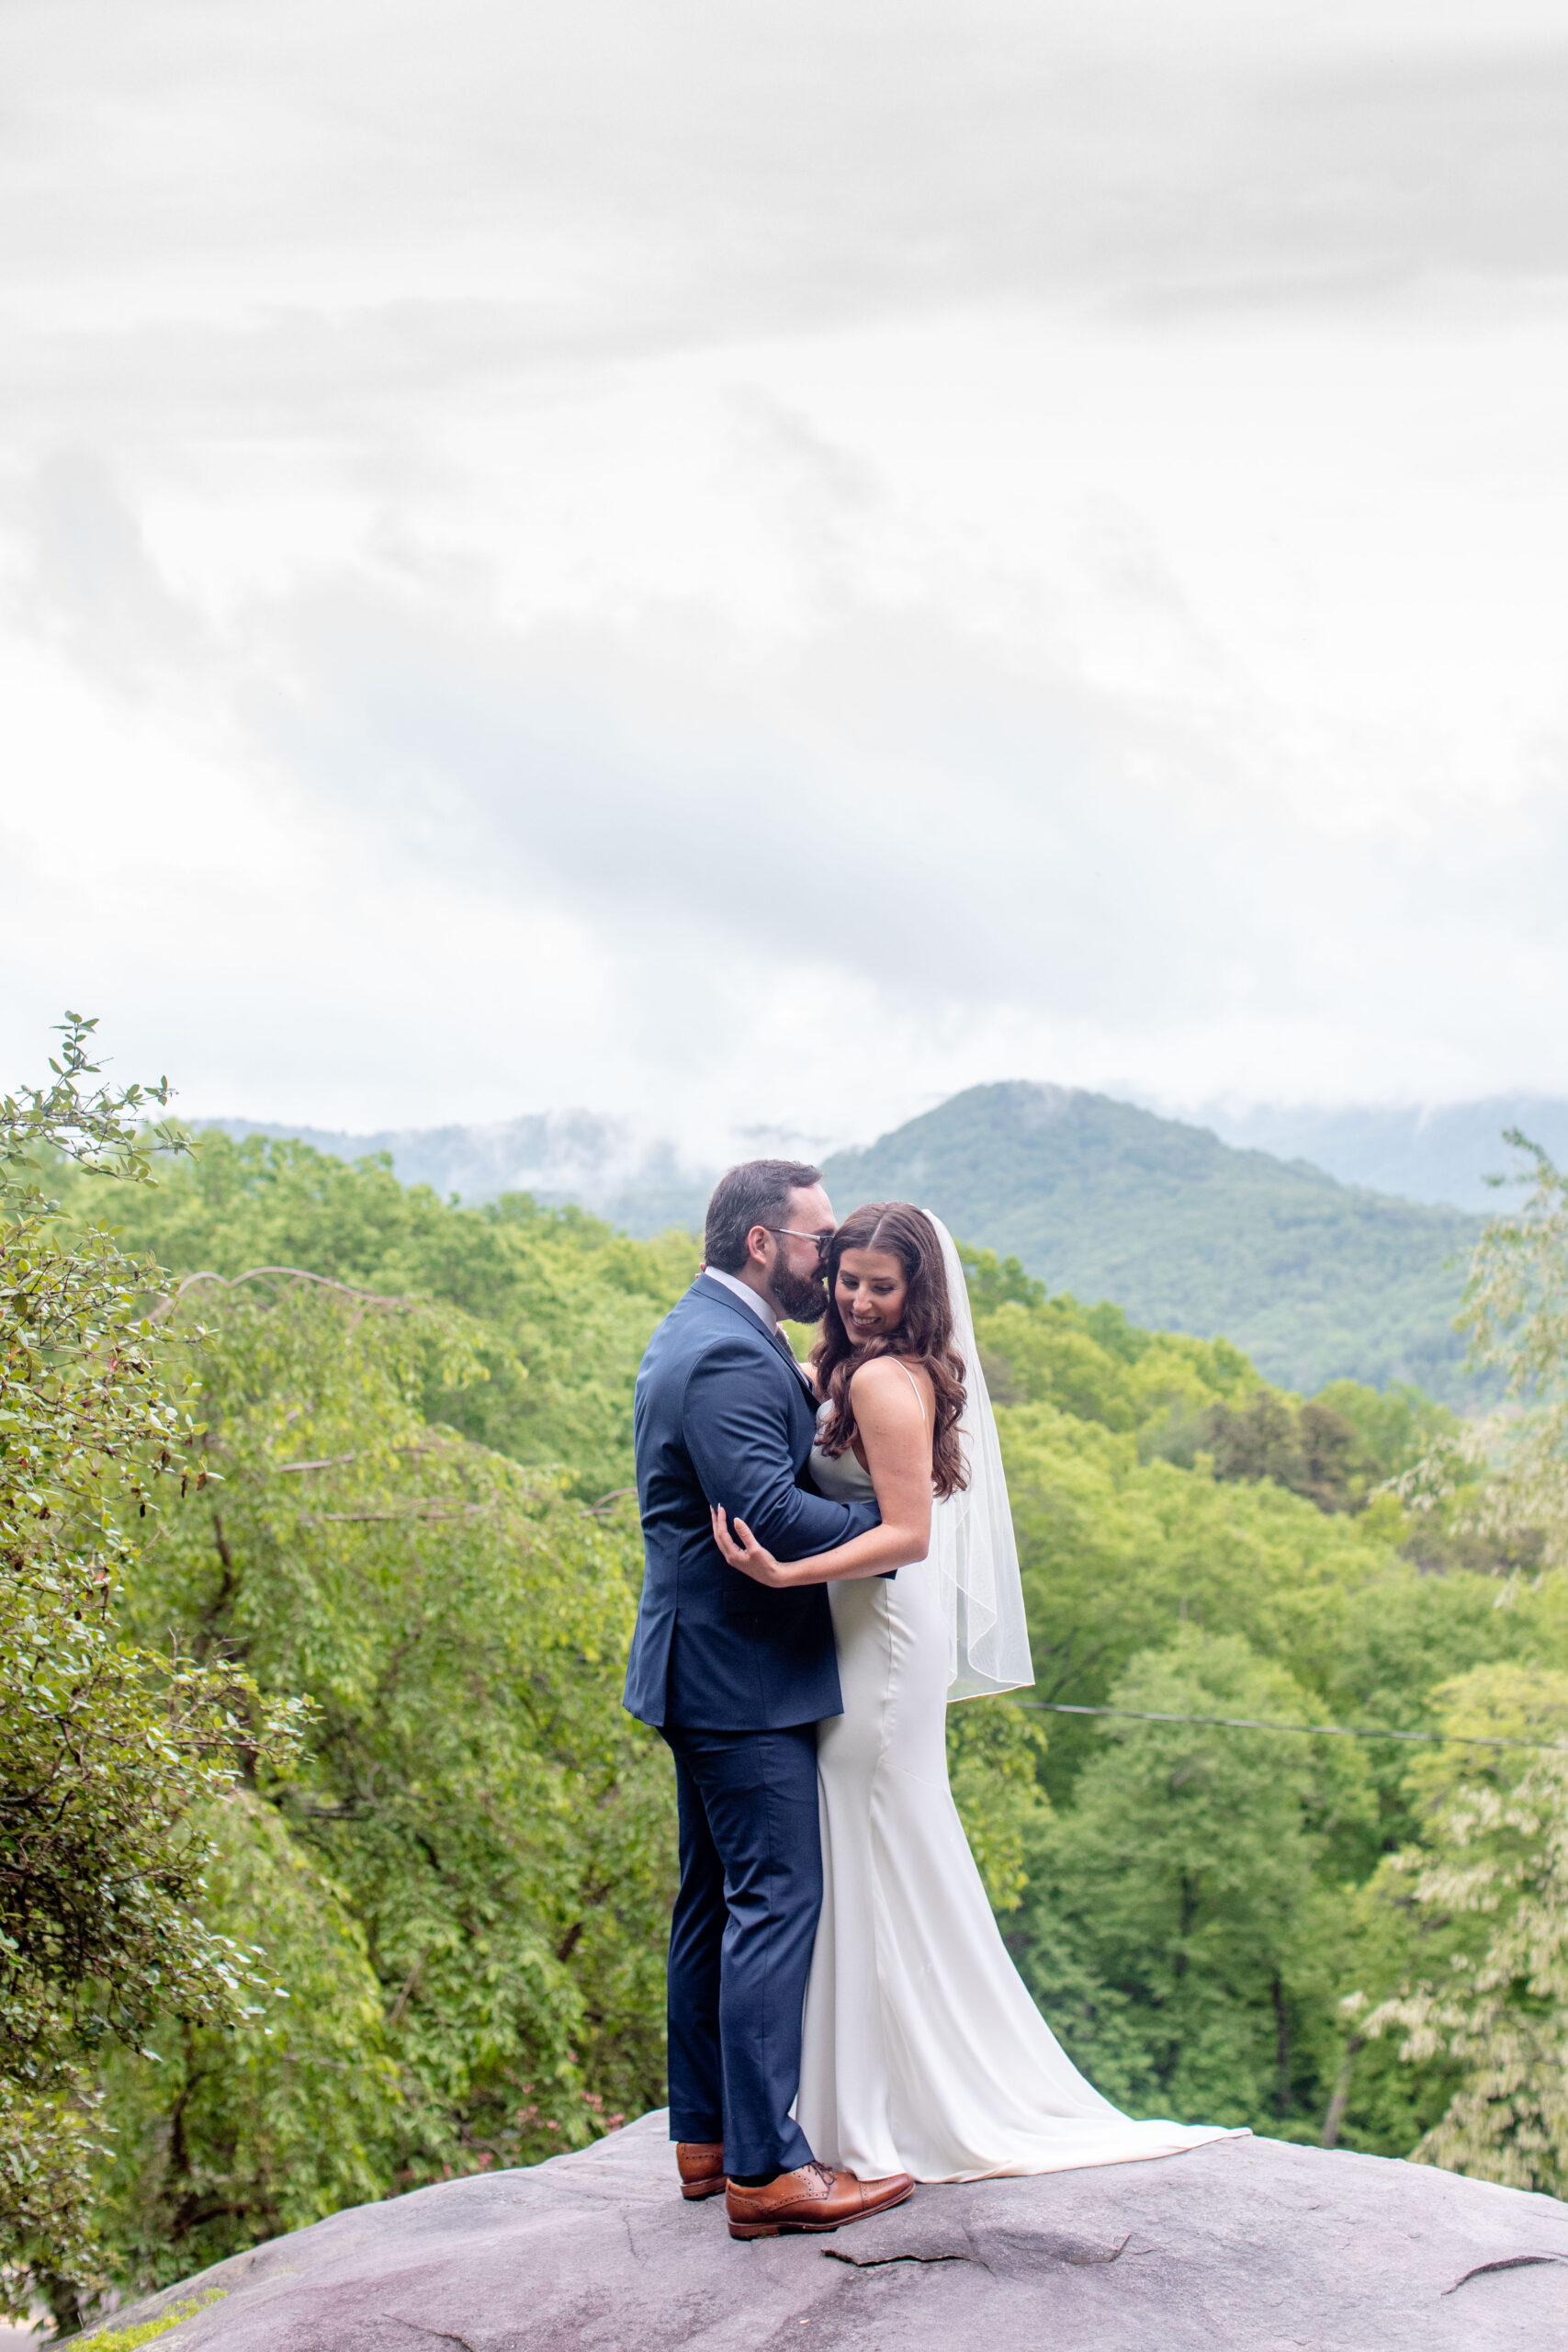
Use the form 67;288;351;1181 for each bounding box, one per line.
625;1274;878;2175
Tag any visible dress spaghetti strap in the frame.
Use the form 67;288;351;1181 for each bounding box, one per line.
897;1360;926;1419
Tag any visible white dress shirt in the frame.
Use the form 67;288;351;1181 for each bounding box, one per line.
704;1264;780;1335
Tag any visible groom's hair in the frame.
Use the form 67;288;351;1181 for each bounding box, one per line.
705;1159;822;1274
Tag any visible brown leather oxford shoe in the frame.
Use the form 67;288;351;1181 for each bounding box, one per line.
726;2160;915;2239
676;2142;728;2200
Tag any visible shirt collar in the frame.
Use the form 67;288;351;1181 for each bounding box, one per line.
703;1264;780;1336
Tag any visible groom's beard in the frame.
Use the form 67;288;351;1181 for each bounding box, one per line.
768;1256;829;1326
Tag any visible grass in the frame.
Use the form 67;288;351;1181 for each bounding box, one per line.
74;2292;226;2349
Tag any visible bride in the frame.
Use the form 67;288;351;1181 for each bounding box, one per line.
711;1201;1243;2182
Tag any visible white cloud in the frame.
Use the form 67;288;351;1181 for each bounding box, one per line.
3;0;1568;1152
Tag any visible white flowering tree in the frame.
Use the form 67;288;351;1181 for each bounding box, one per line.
1359;1143;1568;2190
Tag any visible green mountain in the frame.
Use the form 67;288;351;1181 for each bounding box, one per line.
821;1082;1483;1399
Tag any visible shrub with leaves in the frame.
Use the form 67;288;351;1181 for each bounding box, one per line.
0;1020;300;2324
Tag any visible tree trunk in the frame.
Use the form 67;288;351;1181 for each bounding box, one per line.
1322;2037;1364;2148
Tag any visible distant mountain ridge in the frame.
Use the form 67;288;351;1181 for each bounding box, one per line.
1194;1095;1568;1214
820;1083;1483;1400
207;1080;1521;1400
210;1114;714;1235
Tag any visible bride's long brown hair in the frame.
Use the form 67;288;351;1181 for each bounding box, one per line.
811;1202;969;1499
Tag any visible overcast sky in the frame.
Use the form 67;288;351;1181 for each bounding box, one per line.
4;0;1568;1158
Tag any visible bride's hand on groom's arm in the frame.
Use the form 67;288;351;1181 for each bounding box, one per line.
710;1504;795;1587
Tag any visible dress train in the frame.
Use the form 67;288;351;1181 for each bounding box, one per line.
796;1430;1245;2181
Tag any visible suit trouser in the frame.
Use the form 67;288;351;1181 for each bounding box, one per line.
660;1721;821;2179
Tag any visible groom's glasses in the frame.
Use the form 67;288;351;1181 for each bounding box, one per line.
765;1227;834;1261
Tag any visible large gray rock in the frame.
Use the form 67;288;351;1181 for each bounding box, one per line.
87;2111;1568;2351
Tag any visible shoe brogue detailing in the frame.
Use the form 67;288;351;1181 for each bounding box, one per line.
725;2162;915;2238
676;2142;727;2199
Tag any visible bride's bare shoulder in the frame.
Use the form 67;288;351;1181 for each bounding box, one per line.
848;1354;934;1419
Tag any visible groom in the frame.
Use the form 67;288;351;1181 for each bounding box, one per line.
624;1159;914;2238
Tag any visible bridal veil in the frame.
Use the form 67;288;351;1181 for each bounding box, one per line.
929;1216;1035;1702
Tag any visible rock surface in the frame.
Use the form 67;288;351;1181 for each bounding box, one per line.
87;2111;1568;2351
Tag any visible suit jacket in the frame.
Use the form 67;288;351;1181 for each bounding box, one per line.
623;1274;881;1730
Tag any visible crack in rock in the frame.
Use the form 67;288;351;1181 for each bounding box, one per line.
379;2316;481;2350
1443;2253;1568;2296
822;2225;1136;2278
996;2230;1133;2269
823;2249;984;2272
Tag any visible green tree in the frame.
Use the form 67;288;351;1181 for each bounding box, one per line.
996;1400;1416;1796
1353;1665;1568;2192
1326;1144;1568;2190
58;1132;698;1501
1400;1135;1568;1568
91;1790;397;2286
945;1701;1049;1913
90;1266;674;2296
1014;1628;1372;2130
0;1022;299;2325
965;1248;1254;1438
1313;1379;1452;1487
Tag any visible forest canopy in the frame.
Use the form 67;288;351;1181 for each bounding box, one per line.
5;1045;1567;2328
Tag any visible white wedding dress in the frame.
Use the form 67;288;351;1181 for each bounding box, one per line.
795;1228;1245;2182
